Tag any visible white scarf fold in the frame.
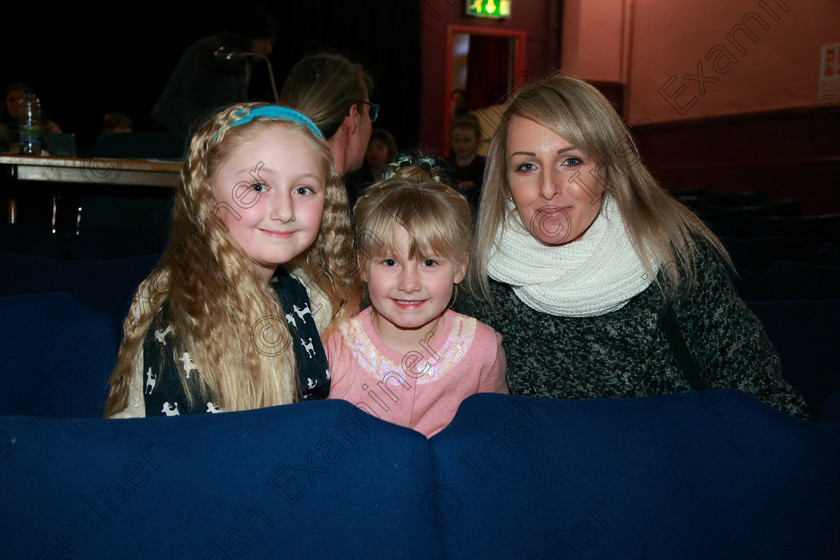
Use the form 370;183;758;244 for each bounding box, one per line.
487;196;657;317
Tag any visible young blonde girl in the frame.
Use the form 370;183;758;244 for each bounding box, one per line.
104;103;359;418
326;155;508;437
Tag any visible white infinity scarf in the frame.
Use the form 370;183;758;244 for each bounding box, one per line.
487;196;657;317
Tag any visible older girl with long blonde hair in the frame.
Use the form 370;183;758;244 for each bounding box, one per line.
105;103;359;417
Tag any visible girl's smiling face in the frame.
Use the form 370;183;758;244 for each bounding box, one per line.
213;125;325;279
361;226;467;349
506;116;606;246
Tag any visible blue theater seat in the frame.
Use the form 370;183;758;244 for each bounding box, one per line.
429;391;840;560
67;226;169;260
0;400;439;559
721;235;839;274
0;251;158;330
731;265;773;301
0;222;68;259
743;214;840;247
0;292;117;418
763;261;840;300
748;299;840;420
0;387;837;558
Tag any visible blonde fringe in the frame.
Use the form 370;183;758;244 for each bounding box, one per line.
353;162;472;266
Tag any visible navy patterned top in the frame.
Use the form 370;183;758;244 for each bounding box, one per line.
142;270;330;416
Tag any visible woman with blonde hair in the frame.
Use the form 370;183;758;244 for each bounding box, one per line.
459;73;807;417
104;102;359;417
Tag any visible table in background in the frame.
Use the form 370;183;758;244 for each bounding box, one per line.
0;155;181;232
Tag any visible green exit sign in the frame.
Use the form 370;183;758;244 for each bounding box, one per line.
466;0;511;19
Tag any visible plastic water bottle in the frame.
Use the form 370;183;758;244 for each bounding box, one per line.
18;93;43;155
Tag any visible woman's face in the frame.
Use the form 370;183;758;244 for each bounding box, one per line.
6;90;24;119
505;116;606;246
366;138;390;167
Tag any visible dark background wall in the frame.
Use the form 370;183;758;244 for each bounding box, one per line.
1;1;422;154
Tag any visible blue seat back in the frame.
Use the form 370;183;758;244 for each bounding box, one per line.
763;261;840;300
748;299;840;419
0;251;157;330
0;400;441;559
0;292;117;418
429;391;840;560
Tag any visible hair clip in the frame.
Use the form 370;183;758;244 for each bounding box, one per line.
417;156;435;174
382;154;413;180
382;154;444;183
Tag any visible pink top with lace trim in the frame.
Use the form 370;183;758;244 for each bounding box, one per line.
326;307;508;437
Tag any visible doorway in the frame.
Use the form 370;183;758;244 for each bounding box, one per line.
445;25;526;157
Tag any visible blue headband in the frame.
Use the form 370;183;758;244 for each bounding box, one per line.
230;106;324;140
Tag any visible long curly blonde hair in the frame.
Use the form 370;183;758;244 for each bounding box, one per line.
104;102;359;416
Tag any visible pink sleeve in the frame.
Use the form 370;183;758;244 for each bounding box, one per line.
479;329;509;395
325;330;354;399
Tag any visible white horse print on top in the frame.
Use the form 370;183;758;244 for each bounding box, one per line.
145;367;157;395
179;352;198;378
300;337;315;358
162;402;180;416
154;324;174;345
293;303;312;324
